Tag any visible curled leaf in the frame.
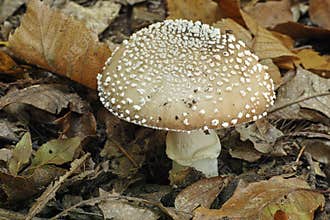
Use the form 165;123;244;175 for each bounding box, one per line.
8;0;111;89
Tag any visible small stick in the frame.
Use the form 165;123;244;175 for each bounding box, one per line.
113;140;139;168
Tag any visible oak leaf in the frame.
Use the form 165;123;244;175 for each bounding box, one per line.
194;176;325;220
167;0;221;24
8;0;111;89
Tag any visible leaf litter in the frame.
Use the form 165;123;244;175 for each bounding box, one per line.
0;0;329;219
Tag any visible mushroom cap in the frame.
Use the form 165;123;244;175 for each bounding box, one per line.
97;19;275;132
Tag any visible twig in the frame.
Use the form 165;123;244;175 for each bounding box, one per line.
113;140;139;167
269;92;330;114
295;143;306;164
25;153;90;220
50;194;191;220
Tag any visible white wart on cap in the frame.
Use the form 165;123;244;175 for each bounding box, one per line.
98;19;275;131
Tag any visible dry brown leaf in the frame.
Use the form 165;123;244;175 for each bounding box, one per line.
229;141;262;162
166;0;221;24
0;84;88;114
259;59;282;87
0;51;24;74
218;0;244;26
244;0;293;28
0;0;25;23
98;189;160;220
296;49;330;77
273;21;330;40
60;0;121;34
213;18;252;48
269;66;330;121
236;118;284;154
194;176;325;220
304;139;330;164
0;165;65;204
309;0;330;30
175;176;230;213
8;0;111;89
240;10;297;60
54;111;96;139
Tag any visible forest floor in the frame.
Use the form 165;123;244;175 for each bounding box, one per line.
0;0;329;219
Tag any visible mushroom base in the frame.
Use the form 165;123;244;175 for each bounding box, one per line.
166;130;221;177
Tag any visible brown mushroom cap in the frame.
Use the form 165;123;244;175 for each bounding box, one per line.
97;19;275;131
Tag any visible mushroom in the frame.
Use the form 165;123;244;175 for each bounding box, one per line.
97;19;275;177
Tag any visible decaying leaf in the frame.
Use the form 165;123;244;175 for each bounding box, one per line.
98;189;160;220
194;176;325;220
166;0;221;24
54;111;96;139
30;137;81;169
259;59;282;87
240;10;297;60
229;141;262;162
296;49;330;77
309;0;330;30
213;18;252;48
26;153;90;220
0;51;24;74
303;139;330;164
8;0;111;89
244;0;293;28
273;21;330;40
218;0;244;26
0;0;25;23
0;84;88;114
8;132;32;175
0;118;23;142
175;176;230;213
236;119;284;154
60;0;121;34
269;66;330;121
0;165;65;204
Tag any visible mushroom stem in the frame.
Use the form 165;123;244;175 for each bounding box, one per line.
166;130;221;177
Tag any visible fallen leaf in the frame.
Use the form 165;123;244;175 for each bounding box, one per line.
273;21;330;40
131;3;165;31
30;137;81;169
60;1;121;34
54;111;96;139
98;189;160;220
213;18;252;48
194;176;325;220
0;0;25;23
0;118;23;142
8;132;32;175
309;0;330;30
0;148;12;164
0;84;88;114
217;0;244;26
269;67;330;121
229;141;262;162
296;49;330;77
236;118;284;154
0;51;24;74
26;153;90;220
167;0;221;24
240;10;297;60
303;139;330;164
259;59;282;87
0;165;65;204
175;176;230;213
8;0;111;89
244;0;293;28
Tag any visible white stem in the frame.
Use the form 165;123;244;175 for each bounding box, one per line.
166;129;221;177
